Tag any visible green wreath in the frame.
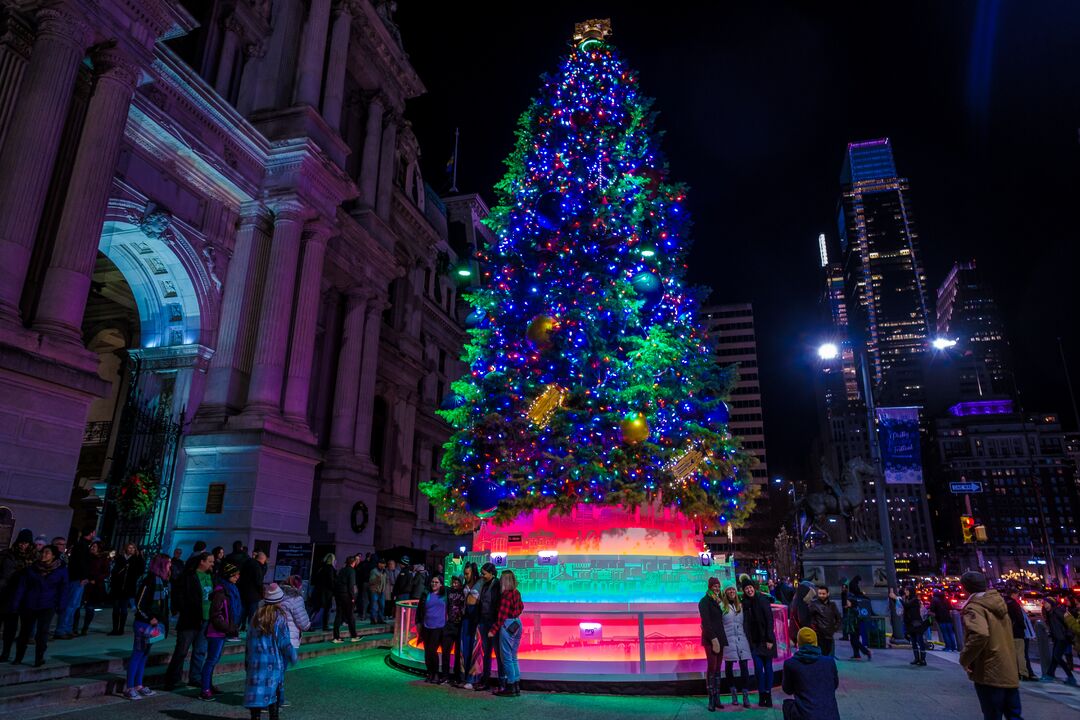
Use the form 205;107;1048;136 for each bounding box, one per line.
117;470;158;519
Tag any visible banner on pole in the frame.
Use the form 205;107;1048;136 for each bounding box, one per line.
876;406;923;484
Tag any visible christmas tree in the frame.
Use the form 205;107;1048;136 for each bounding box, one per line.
425;19;755;532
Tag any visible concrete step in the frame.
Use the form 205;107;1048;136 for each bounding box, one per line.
0;629;392;714
0;623;389;689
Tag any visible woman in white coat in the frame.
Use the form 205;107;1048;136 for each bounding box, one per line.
721;585;753;708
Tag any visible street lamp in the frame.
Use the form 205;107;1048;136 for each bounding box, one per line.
817;342;898;589
931;337;958;350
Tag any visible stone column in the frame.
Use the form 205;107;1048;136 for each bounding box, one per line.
282;222;330;423
327;288;367;450
0;14;34;148
245;199;306;413
214;15;242;98
202;205;270;412
0;6;88;325
293;0;331;107
33;46;139;343
358;93;384;206
320;0;355;131
352;299;385;457
375;114;399;218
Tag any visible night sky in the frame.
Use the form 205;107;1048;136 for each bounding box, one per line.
395;1;1080;482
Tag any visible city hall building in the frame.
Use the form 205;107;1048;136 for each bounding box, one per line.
0;0;483;562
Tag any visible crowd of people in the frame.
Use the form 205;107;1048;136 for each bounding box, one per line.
5;528;1079;718
715;571;1080;720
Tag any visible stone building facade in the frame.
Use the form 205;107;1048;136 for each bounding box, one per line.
0;0;480;561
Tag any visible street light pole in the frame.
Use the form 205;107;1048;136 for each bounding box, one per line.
857;350;898;590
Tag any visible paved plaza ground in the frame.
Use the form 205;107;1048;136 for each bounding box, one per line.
21;643;1080;720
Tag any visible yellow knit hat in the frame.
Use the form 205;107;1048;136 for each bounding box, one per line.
797;627;818;647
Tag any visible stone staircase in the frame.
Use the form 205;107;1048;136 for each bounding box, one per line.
0;624;392;716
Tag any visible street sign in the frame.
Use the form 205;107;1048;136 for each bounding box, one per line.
950;481;984;494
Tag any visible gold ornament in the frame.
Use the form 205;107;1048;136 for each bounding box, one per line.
526;315;557;347
527;384;568;427
620;412;650;444
667;444;706;482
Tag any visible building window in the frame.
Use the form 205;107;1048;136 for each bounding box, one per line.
205;484;225;514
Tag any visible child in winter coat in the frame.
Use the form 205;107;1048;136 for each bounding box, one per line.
244;586;296;720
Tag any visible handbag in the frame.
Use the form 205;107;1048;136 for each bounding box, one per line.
133;620;165;644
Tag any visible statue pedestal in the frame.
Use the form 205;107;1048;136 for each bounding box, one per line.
802;542;889;599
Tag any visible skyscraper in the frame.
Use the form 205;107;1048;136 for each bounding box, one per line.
839;139;932;405
701;303;773;558
815;140;936;571
936;260;1015;397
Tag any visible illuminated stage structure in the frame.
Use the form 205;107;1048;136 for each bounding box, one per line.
390;504;792;693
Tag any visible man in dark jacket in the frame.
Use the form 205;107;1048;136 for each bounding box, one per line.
333;555;359;642
1041;597;1077;685
931;590;958;652
238;551;267;628
408;564;429;601
392;560;413;603
163;552;213;690
782;627;840;720
0;528;36;661
54;527;94;639
742;576;777;707
809;586;842;657
473;562;502;691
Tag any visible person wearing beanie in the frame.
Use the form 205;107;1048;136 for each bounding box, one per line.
741;577;777;707
781;625;840;720
958;571;1024;718
698;577;728;711
243;584;296;720
199;563;241;701
0;528;36;661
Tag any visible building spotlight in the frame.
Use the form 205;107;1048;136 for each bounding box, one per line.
817;342;840;361
932;337;958;350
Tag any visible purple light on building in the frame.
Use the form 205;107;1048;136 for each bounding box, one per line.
948;399;1014;417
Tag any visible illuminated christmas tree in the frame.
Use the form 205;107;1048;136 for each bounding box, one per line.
425;19;755;532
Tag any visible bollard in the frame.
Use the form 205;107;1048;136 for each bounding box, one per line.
1034;620;1051;674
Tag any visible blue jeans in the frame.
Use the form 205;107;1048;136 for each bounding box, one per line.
973;683;1022;720
190;620;208;685
202;637;226;693
370;593;385;623
939;621;957;651
127;644;149;688
751;652;773;696
55;582;85;635
498;618;522;683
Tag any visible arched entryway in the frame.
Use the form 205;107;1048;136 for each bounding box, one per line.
71;215;213;553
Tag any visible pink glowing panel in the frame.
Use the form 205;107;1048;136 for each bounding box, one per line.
473;503;708;557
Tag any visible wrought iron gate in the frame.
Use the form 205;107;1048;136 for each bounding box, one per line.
99;356;183;556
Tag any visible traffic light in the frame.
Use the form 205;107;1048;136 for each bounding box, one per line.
974;525;988;543
961;515;975;544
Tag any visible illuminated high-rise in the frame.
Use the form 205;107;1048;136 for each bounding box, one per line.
839;138;932;405
936;260;1015;397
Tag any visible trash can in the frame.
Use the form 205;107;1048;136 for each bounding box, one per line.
868;615;888;649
